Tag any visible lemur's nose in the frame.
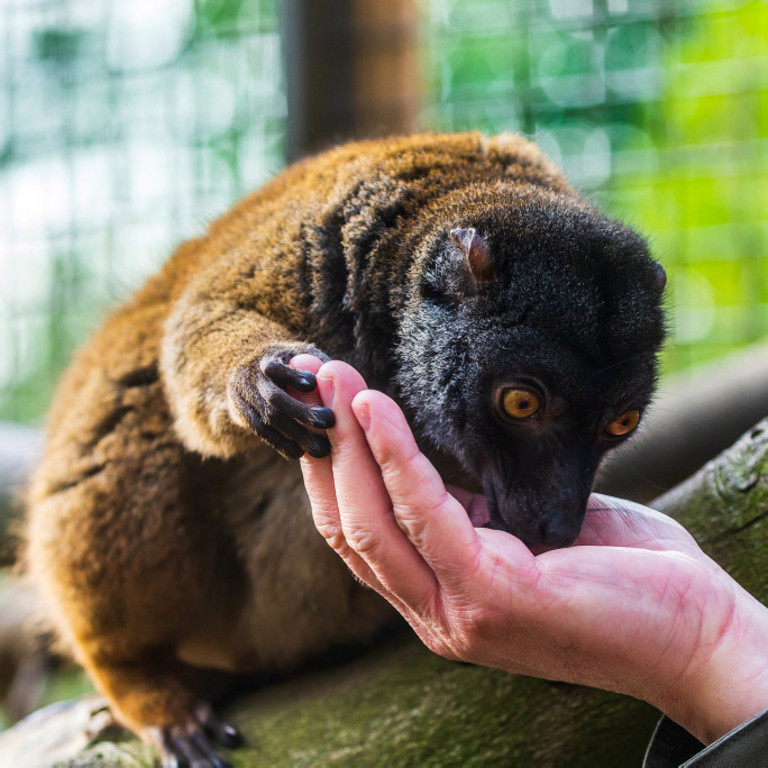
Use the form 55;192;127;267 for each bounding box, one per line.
536;510;580;548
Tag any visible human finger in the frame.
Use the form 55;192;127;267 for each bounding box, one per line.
292;356;391;594
290;354;324;378
315;361;441;611
353;389;535;593
300;452;393;596
575;493;702;554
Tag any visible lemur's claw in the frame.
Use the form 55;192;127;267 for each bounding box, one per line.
309;406;335;429
262;358;317;392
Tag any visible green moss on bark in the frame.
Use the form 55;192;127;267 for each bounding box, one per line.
225;637;658;768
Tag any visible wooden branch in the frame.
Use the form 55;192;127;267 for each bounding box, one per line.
597;343;768;502
653;415;768;585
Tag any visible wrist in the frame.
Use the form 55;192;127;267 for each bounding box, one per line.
659;581;768;745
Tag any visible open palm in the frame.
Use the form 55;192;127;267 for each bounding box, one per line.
295;356;768;746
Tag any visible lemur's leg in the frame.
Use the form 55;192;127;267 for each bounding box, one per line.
27;389;244;767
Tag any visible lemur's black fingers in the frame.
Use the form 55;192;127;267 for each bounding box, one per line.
160;727;232;768
160;731;190;768
262;358;317;393
200;712;243;749
270;411;331;458
161;729;195;767
190;731;232;768
229;353;334;458
259;425;305;462
306;435;331;459
239;402;304;460
259;380;335;429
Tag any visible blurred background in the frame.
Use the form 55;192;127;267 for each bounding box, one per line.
0;0;766;426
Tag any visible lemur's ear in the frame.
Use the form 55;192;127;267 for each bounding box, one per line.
653;262;667;294
450;228;496;282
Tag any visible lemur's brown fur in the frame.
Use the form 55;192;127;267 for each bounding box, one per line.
24;133;664;764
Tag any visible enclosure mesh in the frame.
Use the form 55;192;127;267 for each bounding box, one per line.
1;0;766;422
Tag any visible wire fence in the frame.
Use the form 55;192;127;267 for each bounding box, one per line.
0;0;285;421
421;0;768;371
0;0;766;423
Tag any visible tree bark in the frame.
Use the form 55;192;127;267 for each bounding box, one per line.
3;413;768;767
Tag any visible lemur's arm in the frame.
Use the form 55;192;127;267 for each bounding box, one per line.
160;258;334;461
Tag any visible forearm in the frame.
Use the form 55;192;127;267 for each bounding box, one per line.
161;294;296;457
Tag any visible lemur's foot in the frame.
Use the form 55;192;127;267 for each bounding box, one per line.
228;344;335;460
147;707;242;768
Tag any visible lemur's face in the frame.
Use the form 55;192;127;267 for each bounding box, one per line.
474;335;655;547
396;187;666;547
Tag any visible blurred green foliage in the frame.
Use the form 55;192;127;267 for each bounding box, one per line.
421;0;767;374
0;0;284;423
617;0;768;369
0;0;765;422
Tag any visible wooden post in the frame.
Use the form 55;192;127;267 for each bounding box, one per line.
281;0;420;162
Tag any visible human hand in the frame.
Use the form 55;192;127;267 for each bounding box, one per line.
294;356;768;745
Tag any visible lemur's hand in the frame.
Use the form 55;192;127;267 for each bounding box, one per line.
227;344;335;460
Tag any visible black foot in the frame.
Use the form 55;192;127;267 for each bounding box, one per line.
156;710;242;768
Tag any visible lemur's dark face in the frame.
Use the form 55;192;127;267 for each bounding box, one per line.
396;185;666;548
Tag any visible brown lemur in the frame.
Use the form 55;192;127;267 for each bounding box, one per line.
24;133;666;766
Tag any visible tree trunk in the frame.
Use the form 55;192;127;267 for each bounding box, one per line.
3;415;768;767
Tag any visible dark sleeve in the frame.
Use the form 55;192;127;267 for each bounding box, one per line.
643;710;768;767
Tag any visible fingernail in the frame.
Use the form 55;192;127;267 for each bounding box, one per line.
316;374;335;409
354;401;371;432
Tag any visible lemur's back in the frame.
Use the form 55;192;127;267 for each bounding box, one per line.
30;132;571;487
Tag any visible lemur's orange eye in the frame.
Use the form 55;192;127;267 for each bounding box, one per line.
500;388;541;420
606;410;640;437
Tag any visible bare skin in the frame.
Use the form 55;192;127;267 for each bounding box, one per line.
294;356;768;747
